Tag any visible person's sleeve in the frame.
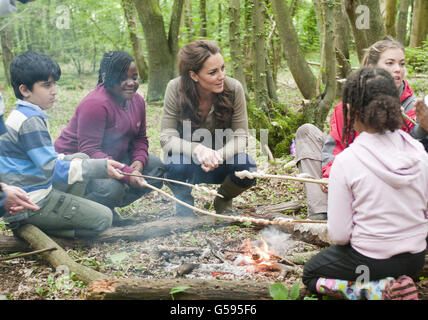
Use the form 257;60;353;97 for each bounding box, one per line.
321;104;347;178
217;80;248;160
160;79;199;157
327;158;354;244
20;117;109;185
130;96;149;167
0;0;17;17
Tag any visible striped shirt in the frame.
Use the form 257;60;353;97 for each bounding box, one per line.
0;100;108;207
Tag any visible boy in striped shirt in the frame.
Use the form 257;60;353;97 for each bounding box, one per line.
0;51;127;238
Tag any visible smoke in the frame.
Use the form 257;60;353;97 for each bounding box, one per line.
260;226;295;257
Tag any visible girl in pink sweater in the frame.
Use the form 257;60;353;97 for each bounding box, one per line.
302;67;428;300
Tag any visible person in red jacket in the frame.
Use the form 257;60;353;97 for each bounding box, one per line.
295;37;417;221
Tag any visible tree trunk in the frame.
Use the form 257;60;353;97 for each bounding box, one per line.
271;0;317;100
16;224;107;284
199;0;207;37
133;0;184;102
88;278;303;300
168;0;185;73
183;0;194;42
121;0;148;82
217;3;222;46
396;0;410;45
0;26;14;86
385;0;397;37
409;0;428;48
361;0;386;45
344;0;369;63
227;0;249;101
252;0;270;112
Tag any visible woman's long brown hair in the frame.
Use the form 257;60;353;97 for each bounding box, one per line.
177;40;233;129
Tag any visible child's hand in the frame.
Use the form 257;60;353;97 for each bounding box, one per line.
107;160;126;180
320;178;329;193
128;170;147;188
2;184;39;214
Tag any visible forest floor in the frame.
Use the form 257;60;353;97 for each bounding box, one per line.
0;70;427;301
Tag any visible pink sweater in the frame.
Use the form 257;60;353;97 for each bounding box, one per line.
328;130;428;259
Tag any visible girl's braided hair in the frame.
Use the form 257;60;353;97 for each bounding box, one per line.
342;67;404;146
97;51;134;88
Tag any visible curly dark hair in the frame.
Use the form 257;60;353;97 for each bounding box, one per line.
97;51;134;89
177;40;233;129
342;67;404;146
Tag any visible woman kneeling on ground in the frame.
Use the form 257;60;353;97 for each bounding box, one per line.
295;37;418;220
160;40;256;217
302;67;428;300
55;51;164;224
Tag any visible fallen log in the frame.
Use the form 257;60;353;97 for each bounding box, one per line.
16;224;107;284
87;278;307;300
0;215;226;254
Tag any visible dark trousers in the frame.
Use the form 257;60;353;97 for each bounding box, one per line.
302;244;426;293
165;153;257;188
85;154;165;209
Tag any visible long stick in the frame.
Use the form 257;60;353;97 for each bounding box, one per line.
235;170;329;185
118;171;223;198
0;246;57;262
402;111;417;126
141;182;326;226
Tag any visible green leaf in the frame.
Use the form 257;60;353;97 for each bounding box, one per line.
289;281;300;300
269;283;289;300
169;286;191;300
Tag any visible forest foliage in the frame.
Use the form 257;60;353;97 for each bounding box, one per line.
0;0;427;156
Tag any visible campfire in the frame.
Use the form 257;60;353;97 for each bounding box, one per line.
236;237;283;273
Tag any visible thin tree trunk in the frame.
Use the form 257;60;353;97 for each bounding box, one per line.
228;0;249;101
361;0;386;45
121;0;148;82
344;0;369;63
385;0;397;37
271;0;316;100
217;3;222;46
252;0;270;111
199;0;207;37
409;0;428;48
184;0;194;41
396;0;410;45
168;0;185;73
1;26;14;86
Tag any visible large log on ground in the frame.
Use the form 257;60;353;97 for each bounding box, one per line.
16;224;107;284
96;216;220;243
87;278;306;300
0;216;225;254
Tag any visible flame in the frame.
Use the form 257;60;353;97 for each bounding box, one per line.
240;237;275;272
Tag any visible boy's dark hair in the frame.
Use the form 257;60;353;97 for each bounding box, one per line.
97;51;134;88
10;51;61;99
342;67;403;146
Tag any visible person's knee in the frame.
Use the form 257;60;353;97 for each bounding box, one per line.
91;206;113;233
227;153;257;187
144;155;165;188
165;154;192;179
86;179;126;208
296;123;318;141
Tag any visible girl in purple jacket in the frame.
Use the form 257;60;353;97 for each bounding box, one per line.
302;68;428;300
55;51;165;225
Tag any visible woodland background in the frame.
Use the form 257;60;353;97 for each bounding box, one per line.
0;0;427;156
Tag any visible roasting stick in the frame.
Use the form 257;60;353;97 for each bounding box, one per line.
140;181;327;226
118;171;223;198
401;107;417;126
235;170;329;185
